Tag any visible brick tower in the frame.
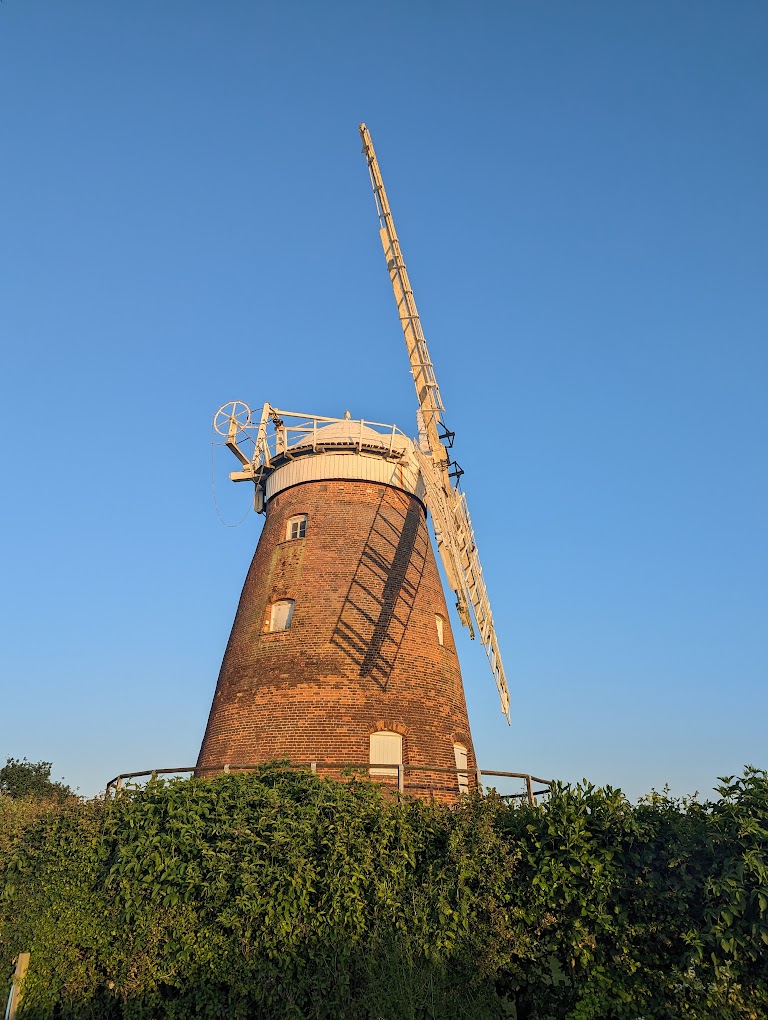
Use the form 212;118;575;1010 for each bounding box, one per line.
197;418;477;798
197;125;512;800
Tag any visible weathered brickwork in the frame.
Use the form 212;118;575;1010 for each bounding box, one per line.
197;477;477;800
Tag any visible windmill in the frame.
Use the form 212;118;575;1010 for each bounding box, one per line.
196;125;510;799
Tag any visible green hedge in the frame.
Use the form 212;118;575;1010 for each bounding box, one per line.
1;765;767;1019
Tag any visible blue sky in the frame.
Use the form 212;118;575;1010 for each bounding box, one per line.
1;2;766;801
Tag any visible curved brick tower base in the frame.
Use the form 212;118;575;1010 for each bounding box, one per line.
197;477;477;800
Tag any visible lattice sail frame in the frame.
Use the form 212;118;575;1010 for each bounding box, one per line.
360;123;511;722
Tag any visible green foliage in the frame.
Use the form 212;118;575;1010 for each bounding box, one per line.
1;765;767;1019
0;758;73;803
497;781;715;1019
694;767;768;1017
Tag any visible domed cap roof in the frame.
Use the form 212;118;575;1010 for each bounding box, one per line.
290;419;411;458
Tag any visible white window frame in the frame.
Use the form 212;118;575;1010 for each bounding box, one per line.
286;514;307;541
369;730;403;778
453;743;469;795
435;614;444;646
269;599;294;632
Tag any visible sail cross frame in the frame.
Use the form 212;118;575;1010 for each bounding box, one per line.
360;122;512;723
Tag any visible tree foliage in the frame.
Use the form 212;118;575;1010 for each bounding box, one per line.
0;758;73;803
1;765;766;1019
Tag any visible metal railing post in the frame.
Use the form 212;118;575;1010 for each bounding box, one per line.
310;762;317;773
475;768;483;793
7;951;30;1020
526;774;534;806
397;763;404;796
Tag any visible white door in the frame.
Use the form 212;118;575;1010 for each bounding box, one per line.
369;731;402;778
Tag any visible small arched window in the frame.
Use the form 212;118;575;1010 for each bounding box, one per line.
369;730;403;778
435;614;444;646
286;514;307;541
453;743;469;795
269;599;294;633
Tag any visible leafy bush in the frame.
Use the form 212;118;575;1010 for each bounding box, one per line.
1;765;766;1019
0;758;73;803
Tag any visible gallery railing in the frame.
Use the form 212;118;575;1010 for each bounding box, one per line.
104;763;552;805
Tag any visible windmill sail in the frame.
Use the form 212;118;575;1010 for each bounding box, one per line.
360;123;512;722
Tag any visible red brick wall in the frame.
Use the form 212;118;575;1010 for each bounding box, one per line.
197;477;477;799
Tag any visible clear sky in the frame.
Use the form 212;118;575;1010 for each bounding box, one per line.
1;2;766;802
